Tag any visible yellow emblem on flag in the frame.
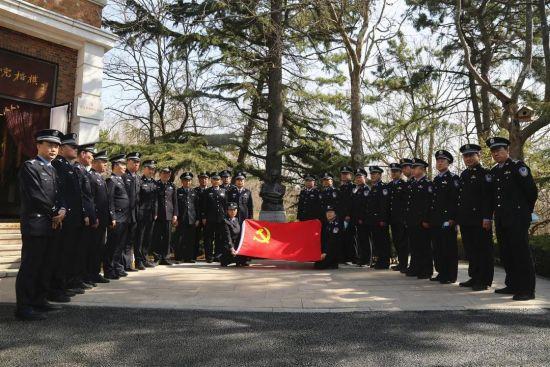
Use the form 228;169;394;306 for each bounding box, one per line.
253;227;271;244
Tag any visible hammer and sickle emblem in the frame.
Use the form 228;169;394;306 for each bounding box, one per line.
253;227;271;244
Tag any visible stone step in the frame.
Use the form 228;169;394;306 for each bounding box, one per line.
0;222;20;230
0;238;22;245
0;233;21;241
0;244;22;252
0;262;20;271
0;254;21;263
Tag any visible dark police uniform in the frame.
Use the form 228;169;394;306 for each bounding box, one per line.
16;129;65;320
219;204;242;266
297;175;321;221
193;176;209;260
387;163;409;272
88;154;110;283
153;175;179;263
488;137;538;299
176;173;199;262
201;180;228;261
227;172;254;225
430;151;460;283
51;134;87;292
366;173;391;269
104;157;130;278
319;173;340;221
135;164;158;268
405;159;433;278
351;169;370;265
457;144;494;290
338;166;356;262
314;207;342;269
121;153;141;271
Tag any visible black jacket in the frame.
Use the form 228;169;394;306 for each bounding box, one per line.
137;176;158;222
106;174;130;223
387;178;408;224
319;186;340;215
19;157;64;237
405;176;433;227
89;169;110;227
122;172;141;223
201;186;228;223
193;186;208;221
227;187;254;224
321;217;343;254
490;158;538;225
156;180;178;221
365;181;390;224
223;217;241;251
338;181;355;219
350;184;369;223
176;187;199;225
430;171;459;226
457;164;493;226
52;156;85;228
297;188;321;221
74;162;96;224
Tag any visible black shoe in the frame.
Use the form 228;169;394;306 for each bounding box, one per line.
33;302;62;312
158;259;173;266
117;271;128;277
104;274;120;280
77;282;93;290
417;274;431;280
512;293;535;301
15;308;47;321
83;281;97;287
390;265;401;271
206;259;213;264
430;275;442;282
459;279;475;288
92;275;110;284
399;268;408;274
66;287;85;295
495;287;516;295
63;290;77;297
47;294;71;303
406;272;417;277
439;280;452;284
137;264;146;270
471;284;488;291
126;268;139;272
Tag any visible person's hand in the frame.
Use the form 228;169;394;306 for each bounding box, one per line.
57;208;66;219
154;215;158;220
84;217;90;226
195;220;200;227
111;220;116;228
91;218;99;229
320;253;326;260
421;221;430;229
358;219;363;225
482;219;492;231
202;219;207;226
231;248;237;256
378;221;386;227
172;216;178;226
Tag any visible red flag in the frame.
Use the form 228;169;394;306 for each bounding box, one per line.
236;219;322;262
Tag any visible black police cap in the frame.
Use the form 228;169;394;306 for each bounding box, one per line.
234;171;247;179
160;167;173;173
325;205;337;212
109;153;126;164
389;163;402;171
93;150;108;161
142;160;157;168
459;143;481;155
399;158;413;167
321;172;334;180
435;149;454;164
61;133;78;146
412;158;429;168
77;142;96;154
180;171;193;180
227;202;238;210
198;171;210;178
126;152;142;161
486;137;510;149
304;174;317;181
369;166;383;174
220;170;232;178
355;168;367;176
35;129;62;144
210;171;221;179
340;166;353;174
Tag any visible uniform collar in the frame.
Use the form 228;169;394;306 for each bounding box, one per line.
437;169;449;177
36;155;52;167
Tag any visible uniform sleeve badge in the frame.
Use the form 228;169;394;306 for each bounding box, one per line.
332;192;337;198
333;227;339;234
519;167;529;177
382;189;388;196
427;186;433;193
485;174;492;182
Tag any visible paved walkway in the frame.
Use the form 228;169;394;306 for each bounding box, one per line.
1;261;549;312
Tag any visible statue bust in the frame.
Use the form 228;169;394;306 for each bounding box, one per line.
260;170;286;211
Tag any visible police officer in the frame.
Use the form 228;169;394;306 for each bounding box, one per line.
175;172;199;263
366;166;391;269
104;154;130;280
121;152;141;272
15;129;66;320
314;205;343;270
430;150;459;284
135;160;158;269
388;163;408;272
193;171;210;261
351;168;370;266
488;137;538;301
219;202;243;267
338;166;356;263
457;144;494;291
318;173;339;221
227;171;254;225
51;133;90;296
220;169;234;190
297;174;321;221
405;158;433;279
201;171;228;262
74;143;97;286
153;167;178;265
87;150;110;284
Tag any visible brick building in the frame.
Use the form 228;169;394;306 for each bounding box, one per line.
0;0;116;217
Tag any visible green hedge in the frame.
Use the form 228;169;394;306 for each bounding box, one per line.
531;234;550;278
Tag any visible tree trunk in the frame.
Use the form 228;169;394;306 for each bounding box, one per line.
349;68;364;167
265;0;284;182
238;76;265;164
148;107;155;144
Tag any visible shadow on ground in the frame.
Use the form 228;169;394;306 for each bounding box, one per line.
0;304;549;366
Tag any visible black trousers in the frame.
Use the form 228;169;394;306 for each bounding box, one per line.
50;225;81;292
79;226;95;280
122;221;137;270
355;222;371;265
104;222;128;276
408;225;432;277
315;240;339;269
390;222;408;269
370;223;391;268
495;219;535;294
175;224;196;261
153;220;172;260
460;224;494;286
135;218;155;266
204;221;225;260
339;222;357;262
86;225;106;280
194;223;205;260
16;235;55;310
431;225;458;282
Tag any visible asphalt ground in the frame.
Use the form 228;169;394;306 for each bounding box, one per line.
0;304;549;367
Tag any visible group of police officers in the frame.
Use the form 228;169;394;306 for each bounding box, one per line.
15;129;254;321
15;128;539;321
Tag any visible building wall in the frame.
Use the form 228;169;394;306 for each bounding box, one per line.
0;26;77;105
24;0;103;28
